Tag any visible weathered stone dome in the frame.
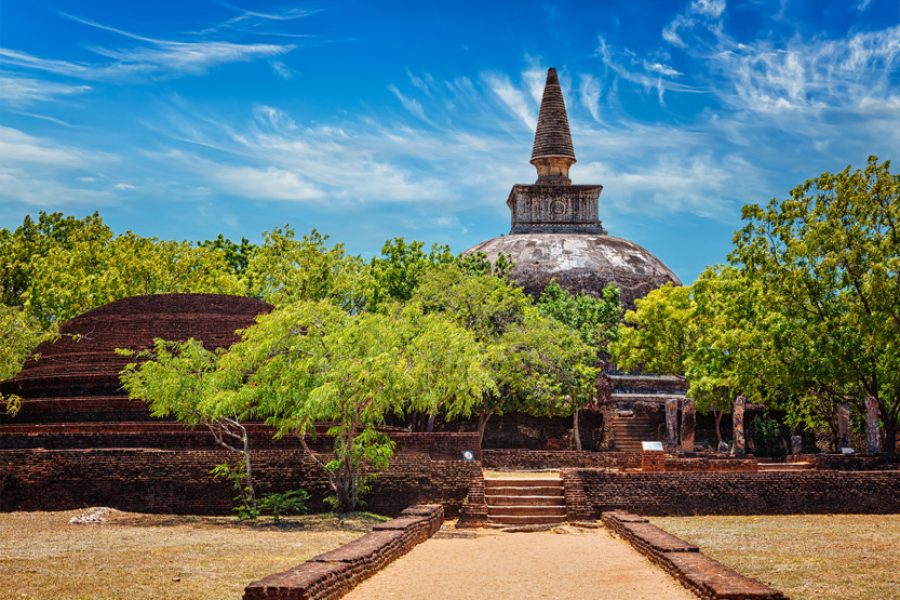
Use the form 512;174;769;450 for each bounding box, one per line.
466;233;680;308
1;294;271;423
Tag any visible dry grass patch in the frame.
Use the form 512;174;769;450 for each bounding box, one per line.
651;514;900;600
0;509;387;600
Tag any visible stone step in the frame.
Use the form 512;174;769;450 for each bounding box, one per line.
484;486;564;497
487;514;566;525
486;495;565;507
484;479;562;488
487;505;567;517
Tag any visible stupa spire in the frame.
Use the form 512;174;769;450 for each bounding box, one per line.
530;67;576;185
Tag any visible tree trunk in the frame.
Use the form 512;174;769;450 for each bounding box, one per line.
426;413;435;432
572;409;582;451
241;427;256;511
714;411;723;445
477;411;493;445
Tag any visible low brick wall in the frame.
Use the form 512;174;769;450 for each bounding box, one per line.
483;449;640;470
664;455;758;472
789;453;898;470
602;511;786;599
570;469;900;516
244;504;443;600
0;433;481;517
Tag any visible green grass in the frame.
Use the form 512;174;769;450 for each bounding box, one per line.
651;514;900;600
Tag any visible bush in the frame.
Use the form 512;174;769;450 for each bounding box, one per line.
258;490;310;523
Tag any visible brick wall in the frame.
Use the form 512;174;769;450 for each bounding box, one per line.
244;505;444;600
569;469;900;516
0;432;481;517
483;449;640;469
664;455;758;472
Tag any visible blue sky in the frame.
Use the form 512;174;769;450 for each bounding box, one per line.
1;0;898;283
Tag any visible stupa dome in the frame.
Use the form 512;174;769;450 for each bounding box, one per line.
1;293;271;423
467;233;680;308
465;67;679;307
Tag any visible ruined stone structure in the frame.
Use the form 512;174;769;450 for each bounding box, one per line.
465;68;689;452
0;294;480;516
466;67;680;309
1;294;271;424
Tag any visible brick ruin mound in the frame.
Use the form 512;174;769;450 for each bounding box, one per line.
0;293;272;424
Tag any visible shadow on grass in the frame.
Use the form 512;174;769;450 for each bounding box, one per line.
110;511;389;532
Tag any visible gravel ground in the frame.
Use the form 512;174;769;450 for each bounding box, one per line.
345;525;695;600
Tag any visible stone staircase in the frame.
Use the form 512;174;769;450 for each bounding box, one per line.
485;478;566;526
607;412;659;452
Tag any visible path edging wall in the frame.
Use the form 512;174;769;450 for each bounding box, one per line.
602;511;787;600
243;504;443;600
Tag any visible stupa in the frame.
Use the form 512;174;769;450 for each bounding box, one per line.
466;67;680;309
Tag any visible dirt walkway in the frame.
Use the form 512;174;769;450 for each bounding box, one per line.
344;526;694;600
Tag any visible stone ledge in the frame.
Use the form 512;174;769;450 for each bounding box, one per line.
602;511;787;600
244;504;443;600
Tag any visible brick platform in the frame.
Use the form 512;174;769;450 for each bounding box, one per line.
569;469;900;516
244;505;443;600
603;511;787;600
0;433;481;517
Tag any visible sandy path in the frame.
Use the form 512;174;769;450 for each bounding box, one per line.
344;526;694;600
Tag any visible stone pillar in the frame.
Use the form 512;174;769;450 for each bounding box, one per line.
790;435;803;455
733;395;746;456
865;396;881;454
665;398;679;452
680;399;696;453
837;402;852;450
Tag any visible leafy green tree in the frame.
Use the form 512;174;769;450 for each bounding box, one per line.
243;227;371;312
731;156;900;454
492;307;599;449
23;233;243;327
198;234;257;275
0;211;108;309
119;339;259;515
610;274;753;444
536;279;622;347
0;306;46;415
211;300;490;512
368;238;455;309
609;283;695;376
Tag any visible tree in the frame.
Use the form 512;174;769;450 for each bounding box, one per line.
411;264;530;439
536;279;621;347
368;238;454;309
731;156;900;454
243;227;371;312
211;300;491;512
492;307;599;449
0;211;108;309
198;234;256;275
0;306;46;415
119;339;259;516
609;274;755;445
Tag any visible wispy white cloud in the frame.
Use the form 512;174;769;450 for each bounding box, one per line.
388;84;431;123
579;74;601;122
0;14;294;83
711;25;900;114
270;60;293;79
691;0;726;18
0;166;113;206
0;74;91;105
0;126;107;166
484;73;537;129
